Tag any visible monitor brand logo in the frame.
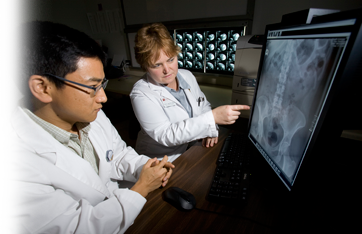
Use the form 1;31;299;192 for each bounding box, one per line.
268;31;282;37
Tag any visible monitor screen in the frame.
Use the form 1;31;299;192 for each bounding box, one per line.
247;10;362;190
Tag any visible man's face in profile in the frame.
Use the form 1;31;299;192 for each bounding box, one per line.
49;57;108;124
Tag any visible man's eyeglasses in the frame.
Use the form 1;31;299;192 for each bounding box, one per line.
44;73;108;96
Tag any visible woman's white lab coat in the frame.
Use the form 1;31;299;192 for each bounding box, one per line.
11;107;149;234
130;69;218;162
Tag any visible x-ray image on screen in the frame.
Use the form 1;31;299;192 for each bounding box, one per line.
249;37;346;182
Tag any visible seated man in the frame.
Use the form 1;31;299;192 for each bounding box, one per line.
11;21;174;233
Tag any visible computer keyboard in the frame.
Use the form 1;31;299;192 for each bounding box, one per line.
206;132;251;205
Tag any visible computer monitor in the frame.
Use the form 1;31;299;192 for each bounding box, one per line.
247;8;362;191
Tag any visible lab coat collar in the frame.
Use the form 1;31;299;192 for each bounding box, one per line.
89;119;112;186
145;73;182;106
11;106;111;198
12;106;59;156
175;72;191;90
184;87;198;114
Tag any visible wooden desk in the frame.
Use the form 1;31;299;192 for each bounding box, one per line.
124;123;361;234
125;127;280;234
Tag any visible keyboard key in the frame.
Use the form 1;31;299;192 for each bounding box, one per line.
206;132;250;205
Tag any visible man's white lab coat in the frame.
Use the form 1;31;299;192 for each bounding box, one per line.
11;107;149;233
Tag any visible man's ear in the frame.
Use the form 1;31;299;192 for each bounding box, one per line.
28;75;53;103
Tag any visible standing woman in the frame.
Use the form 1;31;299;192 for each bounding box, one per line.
130;23;249;162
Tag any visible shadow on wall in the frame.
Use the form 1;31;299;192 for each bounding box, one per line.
102;92;140;145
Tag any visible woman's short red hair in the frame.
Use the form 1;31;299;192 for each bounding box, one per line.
134;23;181;70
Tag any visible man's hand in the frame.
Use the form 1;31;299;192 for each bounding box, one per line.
131;156;175;197
202;137;218;148
212;105;250;125
150;156;174;187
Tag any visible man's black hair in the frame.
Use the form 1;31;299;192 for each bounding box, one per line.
23;21;106;89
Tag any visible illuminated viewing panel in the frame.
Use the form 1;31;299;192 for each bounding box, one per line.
172;28;243;74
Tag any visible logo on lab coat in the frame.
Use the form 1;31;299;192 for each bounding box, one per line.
106;150;113;162
161;98;176;108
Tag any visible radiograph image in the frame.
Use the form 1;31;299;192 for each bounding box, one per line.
250;38;344;181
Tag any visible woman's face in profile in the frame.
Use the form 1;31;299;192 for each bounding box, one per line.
147;50;178;89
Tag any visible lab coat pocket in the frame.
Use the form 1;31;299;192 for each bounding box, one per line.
192;97;205;116
196;97;205;106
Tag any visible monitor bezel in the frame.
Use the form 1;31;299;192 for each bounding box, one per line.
246;8;362;191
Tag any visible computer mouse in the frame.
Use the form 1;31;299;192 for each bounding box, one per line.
162;187;196;211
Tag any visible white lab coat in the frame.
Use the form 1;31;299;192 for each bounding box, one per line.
130;69;218;162
11;107;150;234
